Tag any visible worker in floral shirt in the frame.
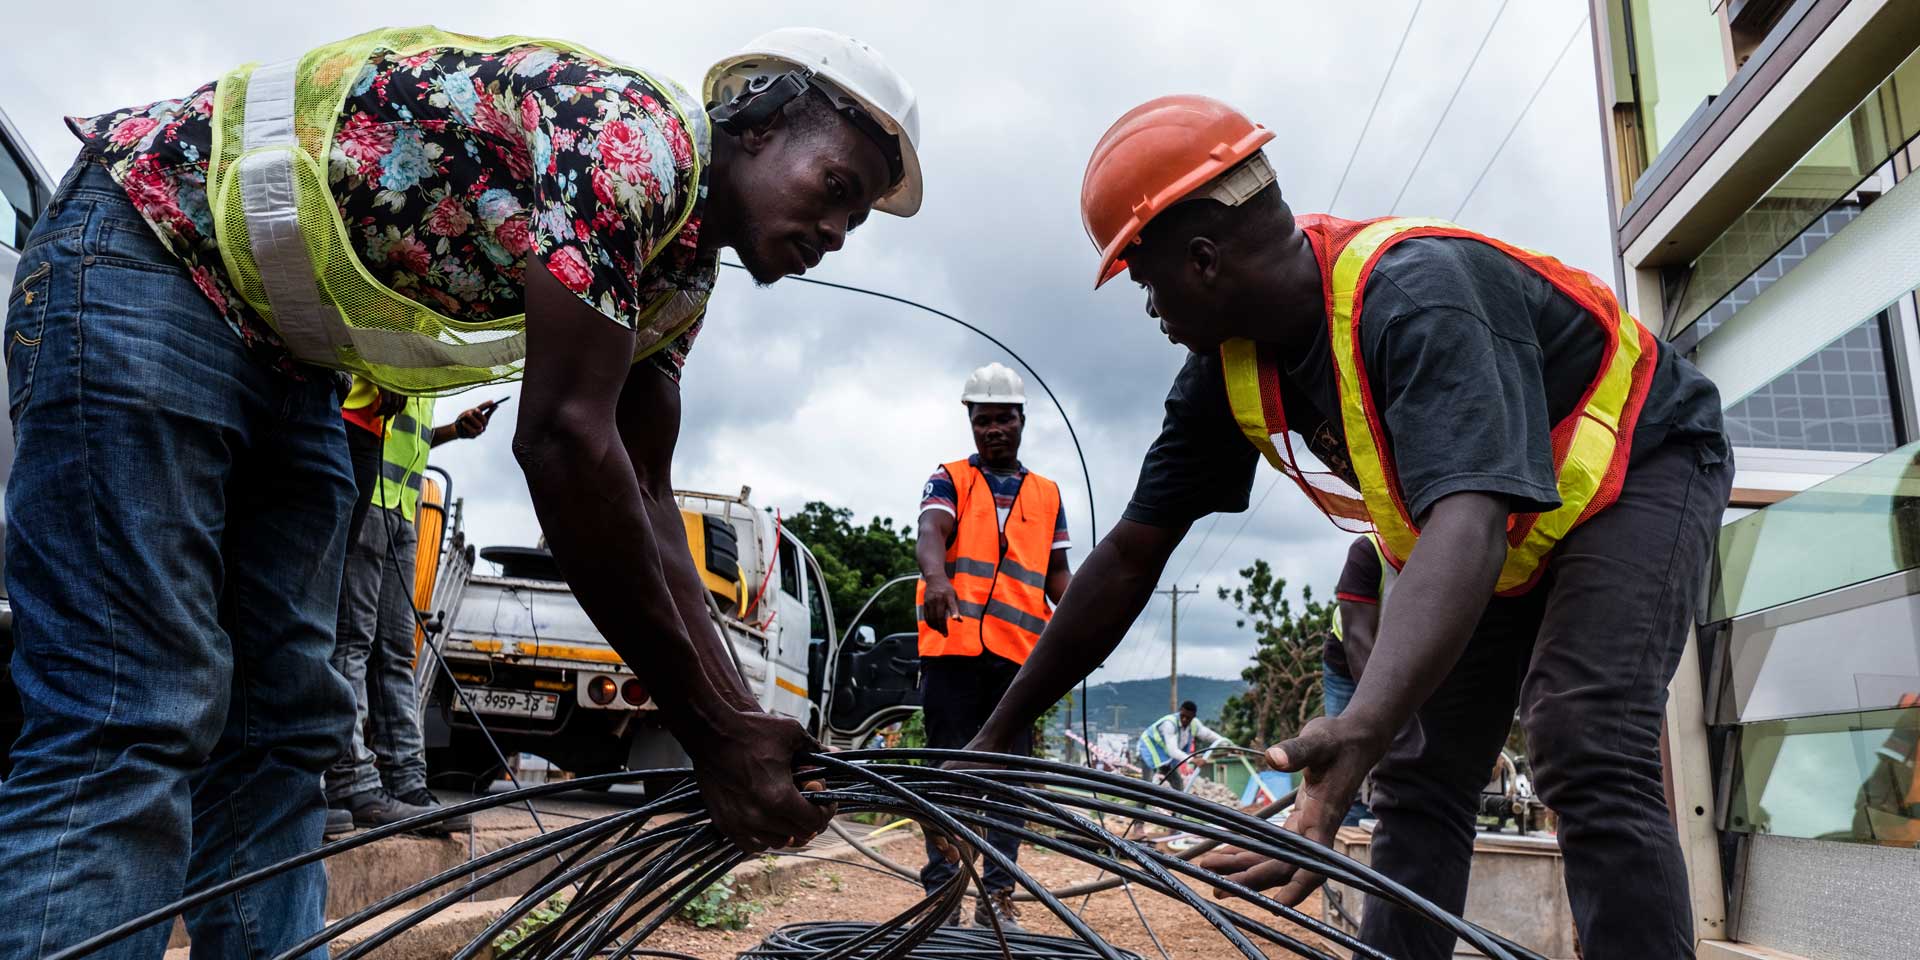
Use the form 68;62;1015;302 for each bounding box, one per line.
0;27;922;959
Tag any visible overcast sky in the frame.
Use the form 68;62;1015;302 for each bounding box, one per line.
1;0;1611;683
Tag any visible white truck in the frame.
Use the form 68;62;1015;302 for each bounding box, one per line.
412;479;923;791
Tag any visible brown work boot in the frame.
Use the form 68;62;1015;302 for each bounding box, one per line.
972;888;1023;932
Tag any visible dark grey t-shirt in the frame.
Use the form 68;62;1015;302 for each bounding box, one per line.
1123;236;1728;528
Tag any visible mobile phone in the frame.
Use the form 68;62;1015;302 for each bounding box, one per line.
485;396;512;410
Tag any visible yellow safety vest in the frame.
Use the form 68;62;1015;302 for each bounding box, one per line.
376;395;435;521
1221;216;1658;595
206;26;709;395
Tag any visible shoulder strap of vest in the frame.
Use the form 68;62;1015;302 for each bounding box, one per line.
1220;338;1285;464
942;459;975;498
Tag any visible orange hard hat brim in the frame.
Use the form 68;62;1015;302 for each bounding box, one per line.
1090;126;1276;288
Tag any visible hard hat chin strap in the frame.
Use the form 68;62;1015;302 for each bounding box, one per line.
709;70;904;188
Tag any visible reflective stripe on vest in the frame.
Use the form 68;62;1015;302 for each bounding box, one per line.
1333;534;1391;643
376;396;435;521
1221;215;1658;595
1137;714;1185;768
915;460;1061;664
208;27;710;395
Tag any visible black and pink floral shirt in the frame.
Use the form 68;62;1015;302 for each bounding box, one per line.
66;42;716;380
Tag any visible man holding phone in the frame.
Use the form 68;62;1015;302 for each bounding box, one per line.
326;391;500;834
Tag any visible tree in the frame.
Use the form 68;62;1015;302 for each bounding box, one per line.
1214;559;1334;748
780;502;921;640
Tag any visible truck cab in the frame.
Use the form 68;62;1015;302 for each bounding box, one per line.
415;483;920;791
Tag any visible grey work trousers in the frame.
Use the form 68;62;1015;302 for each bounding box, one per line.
325;504;428;803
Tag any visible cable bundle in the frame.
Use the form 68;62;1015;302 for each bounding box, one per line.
742;922;1148;960
48;750;1546;960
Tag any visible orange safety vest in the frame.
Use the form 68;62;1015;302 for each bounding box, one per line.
916;460;1061;663
1220;215;1658;595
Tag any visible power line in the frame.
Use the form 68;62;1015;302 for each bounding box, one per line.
1388;0;1512;215
1451;15;1590;222
1114;593;1169;686
1169;513;1223;586
1326;0;1426;213
1199;473;1284;587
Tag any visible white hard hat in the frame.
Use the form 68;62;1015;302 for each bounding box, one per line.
961;362;1025;406
706;27;923;217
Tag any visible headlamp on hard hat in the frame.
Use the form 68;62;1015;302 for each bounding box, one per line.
708;70;905;189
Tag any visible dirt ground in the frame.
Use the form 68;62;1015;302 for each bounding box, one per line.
654;841;1335;959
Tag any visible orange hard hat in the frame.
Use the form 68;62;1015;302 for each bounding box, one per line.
1081;95;1276;288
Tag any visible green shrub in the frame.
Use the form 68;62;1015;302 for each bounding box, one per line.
491;895;568;954
678;875;761;931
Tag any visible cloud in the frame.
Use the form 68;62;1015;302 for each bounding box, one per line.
1;0;1609;680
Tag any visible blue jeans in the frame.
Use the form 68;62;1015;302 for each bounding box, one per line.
0;156;355;959
1321;660;1374;826
326;504;428;802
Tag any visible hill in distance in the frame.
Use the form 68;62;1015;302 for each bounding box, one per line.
1057;675;1245;737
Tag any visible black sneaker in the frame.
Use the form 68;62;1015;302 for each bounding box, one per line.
972;888;1024;933
348;789;462;836
391;787;473;834
324;807;355;838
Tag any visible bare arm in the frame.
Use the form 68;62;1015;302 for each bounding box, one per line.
1204;491;1507;904
516;265;823;852
964;518;1187;754
1045;547;1072;605
431;401;499;447
1337;598;1380;679
916;509;959;636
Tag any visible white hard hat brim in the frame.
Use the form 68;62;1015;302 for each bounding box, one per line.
875;131;922;217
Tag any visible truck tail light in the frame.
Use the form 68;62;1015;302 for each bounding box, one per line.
621;679;649;705
587;675;617;705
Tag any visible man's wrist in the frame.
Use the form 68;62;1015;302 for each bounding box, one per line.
969;716;1012;753
668;696;755;759
1331;705;1398;755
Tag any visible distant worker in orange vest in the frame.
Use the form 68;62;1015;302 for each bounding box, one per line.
960;96;1732;960
915;362;1072;929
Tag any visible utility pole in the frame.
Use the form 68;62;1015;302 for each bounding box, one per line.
1156;584;1198;713
1108;703;1128;732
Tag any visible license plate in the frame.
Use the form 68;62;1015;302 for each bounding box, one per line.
453;687;559;720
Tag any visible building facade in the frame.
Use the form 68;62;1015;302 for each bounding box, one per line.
1588;2;1920;958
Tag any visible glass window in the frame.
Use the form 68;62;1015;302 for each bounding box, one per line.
1670;46;1920;337
1716;571;1920;724
0;137;39;251
777;535;802;601
1622;0;1728;165
1712;441;1920;621
1724;703;1920;846
1719;313;1902;454
805;569;829;641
